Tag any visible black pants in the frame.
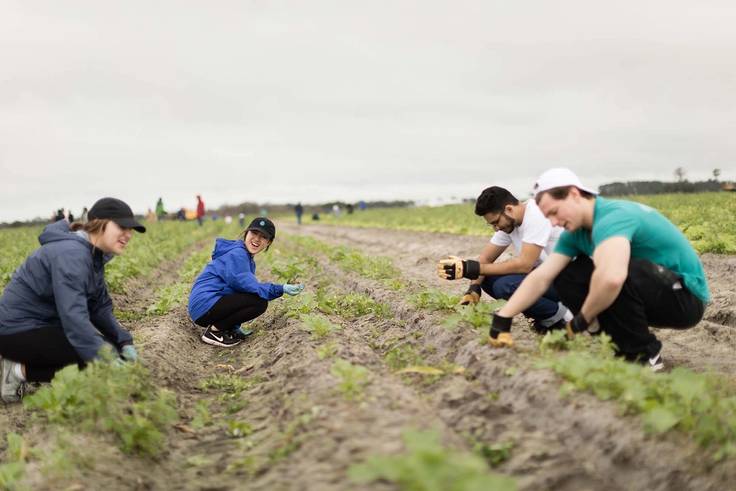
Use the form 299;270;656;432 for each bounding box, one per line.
194;293;268;331
554;256;705;359
0;327;85;382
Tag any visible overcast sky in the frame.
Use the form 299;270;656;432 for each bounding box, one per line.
2;0;734;221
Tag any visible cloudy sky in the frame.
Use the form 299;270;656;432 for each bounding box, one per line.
2;0;734;221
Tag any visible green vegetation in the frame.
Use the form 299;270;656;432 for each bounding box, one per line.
0;226;42;295
410;289;461;311
331;359;371;401
300;313;341;339
316;341;339;360
540;331;736;460
443;301;505;331
295;192;736;254
24;353;177;457
349;429;517;491
385;343;423;371
147;246;212;315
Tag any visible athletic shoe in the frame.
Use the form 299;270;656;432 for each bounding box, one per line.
1;358;25;403
648;352;665;372
232;326;254;341
201;327;242;348
531;318;566;335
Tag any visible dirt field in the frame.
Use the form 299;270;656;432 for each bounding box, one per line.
2;223;735;490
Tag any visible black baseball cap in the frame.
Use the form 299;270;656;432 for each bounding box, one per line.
88;197;146;233
246;217;275;241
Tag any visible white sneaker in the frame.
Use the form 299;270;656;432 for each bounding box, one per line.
1;358;25;403
648;352;665;372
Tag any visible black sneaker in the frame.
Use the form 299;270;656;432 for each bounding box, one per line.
201;327;242;348
532;318;566;335
648;352;665;372
232;326;254;341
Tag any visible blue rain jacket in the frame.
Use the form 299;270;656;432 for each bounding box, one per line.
188;239;283;321
0;220;133;361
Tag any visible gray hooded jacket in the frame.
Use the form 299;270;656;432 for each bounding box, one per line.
0;220;132;361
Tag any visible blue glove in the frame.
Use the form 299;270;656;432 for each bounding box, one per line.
120;344;138;362
283;284;305;296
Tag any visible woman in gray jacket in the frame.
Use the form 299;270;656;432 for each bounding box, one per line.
0;198;145;403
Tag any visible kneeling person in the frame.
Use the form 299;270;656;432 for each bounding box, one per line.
188;217;304;348
490;168;709;371
437;186;570;333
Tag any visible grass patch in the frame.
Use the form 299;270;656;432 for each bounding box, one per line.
349;429;517;490
24;352;177;457
540;331;736;460
331;359;371;401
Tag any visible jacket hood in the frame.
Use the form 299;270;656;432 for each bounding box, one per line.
39;220;90;247
212;238;249;259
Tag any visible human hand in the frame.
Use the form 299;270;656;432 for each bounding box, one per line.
489;313;513;348
283;284;305;296
436;256;481;280
459;284;482;305
565;313;589;339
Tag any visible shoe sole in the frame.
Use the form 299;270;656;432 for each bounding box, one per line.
201;334;242;348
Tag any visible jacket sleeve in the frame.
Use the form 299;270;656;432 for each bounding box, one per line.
50;249;109;361
89;281;133;348
217;250;284;300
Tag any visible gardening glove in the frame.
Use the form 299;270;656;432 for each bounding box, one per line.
436;256;481;281
120;344;138;362
489;313;514;348
283;284;305;296
565;313;589;339
460;284;482;305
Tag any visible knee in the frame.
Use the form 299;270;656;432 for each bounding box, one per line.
255;297;268;316
489;276;517;300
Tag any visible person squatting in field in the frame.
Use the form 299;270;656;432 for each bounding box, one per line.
188;217;305;348
0;198;144;403
487;168;710;371
437;186;573;335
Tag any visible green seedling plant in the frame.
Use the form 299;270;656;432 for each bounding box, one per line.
190;400;213;429
224;420;253;439
410;289;461;311
349;429;517;491
24;351;177;457
316;341;339;360
385;343;423;371
300;313;341;339
331;359;371;401
474;441;514;468
539;332;736;460
0;433;28;491
443;301;505;330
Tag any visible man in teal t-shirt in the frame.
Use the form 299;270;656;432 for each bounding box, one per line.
489;168;709;371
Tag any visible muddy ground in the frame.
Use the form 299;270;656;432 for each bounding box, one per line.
1;224;735;490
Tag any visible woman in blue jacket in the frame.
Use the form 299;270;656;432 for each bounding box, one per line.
188;217;304;347
0;198;143;403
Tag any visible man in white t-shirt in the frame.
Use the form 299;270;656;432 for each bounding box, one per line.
437;186;571;333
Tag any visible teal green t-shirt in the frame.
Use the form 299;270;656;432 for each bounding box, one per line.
554;197;710;302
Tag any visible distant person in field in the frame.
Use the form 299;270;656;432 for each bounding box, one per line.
437;186;572;335
0;198;144;403
346;203;354;215
358;200;367;211
80;206;89;223
487;168;709;371
196;195;206;226
155;197;166;221
238;212;246;227
295;202;304;225
188;217;305;348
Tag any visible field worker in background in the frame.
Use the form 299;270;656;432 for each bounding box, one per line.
155;197;166;221
196;195;206;226
188;217;305;348
238;212;246;227
489;168;709;371
295;202;304;225
0;198;143;403
437;186;571;336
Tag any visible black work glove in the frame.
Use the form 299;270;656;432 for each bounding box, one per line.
489;313;513;347
460;284;482;305
565;313;589;339
436;256;481;280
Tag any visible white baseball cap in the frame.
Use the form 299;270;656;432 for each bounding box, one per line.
533;168;598;198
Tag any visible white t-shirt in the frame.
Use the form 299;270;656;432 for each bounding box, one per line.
490;199;562;267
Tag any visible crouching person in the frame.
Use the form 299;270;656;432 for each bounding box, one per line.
437;186;571;333
188;217;304;348
0;198;143;403
489;169;708;371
